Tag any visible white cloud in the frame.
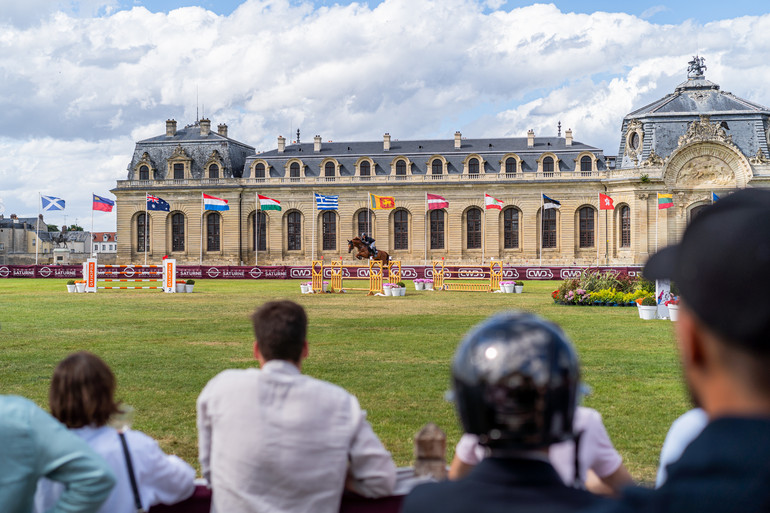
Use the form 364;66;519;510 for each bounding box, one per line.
1;0;769;229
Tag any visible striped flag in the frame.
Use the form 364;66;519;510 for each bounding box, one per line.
203;193;229;211
484;194;504;210
543;194;561;209
370;194;395;210
315;193;339;210
427;193;449;210
92;194;114;212
658;193;674;210
258;194;281;211
42;195;65;211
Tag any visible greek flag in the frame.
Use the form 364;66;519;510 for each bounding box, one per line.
42;195;65;211
315;193;339;210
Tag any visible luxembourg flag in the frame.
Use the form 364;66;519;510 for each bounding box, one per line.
203;193;229;211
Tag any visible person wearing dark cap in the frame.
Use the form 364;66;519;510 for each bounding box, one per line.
402;311;605;513
587;187;770;513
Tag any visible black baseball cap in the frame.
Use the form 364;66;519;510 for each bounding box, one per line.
644;188;770;354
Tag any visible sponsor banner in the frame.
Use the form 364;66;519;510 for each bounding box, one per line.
1;265;642;280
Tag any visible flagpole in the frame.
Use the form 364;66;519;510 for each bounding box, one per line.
200;192;204;265
424;192;428;264
311;191;315;262
596;193;600;264
540;192;543;267
482;204;486;263
655;194;659;253
367;191;371;238
255;192;259;267
90;194;95;258
144;192;148;266
605;206;609;265
35;192;40;265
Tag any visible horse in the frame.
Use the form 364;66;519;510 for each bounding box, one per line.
348;236;390;264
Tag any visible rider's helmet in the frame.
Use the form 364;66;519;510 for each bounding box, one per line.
361;233;367;239
451;311;579;451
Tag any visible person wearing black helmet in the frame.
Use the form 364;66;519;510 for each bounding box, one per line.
587;187;770;513
402;311;604;513
360;232;377;258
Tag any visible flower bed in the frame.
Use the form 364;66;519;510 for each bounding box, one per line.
552;269;653;307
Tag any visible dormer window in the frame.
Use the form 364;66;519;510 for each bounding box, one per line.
209;164;219;179
139;165;149;180
255;163;265;178
173;163;184;179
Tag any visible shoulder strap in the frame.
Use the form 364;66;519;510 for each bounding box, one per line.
573;430;584;489
118;431;145;512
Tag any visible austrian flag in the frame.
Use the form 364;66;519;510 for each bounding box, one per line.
427;193;449;210
203;193;229;211
484;194;504;210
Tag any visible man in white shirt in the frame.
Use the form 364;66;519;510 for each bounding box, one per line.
197;300;396;513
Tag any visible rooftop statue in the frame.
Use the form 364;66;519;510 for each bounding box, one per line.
687;55;707;79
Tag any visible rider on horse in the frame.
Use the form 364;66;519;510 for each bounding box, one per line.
361;233;377;258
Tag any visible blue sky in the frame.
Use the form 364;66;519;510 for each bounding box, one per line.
0;0;768;230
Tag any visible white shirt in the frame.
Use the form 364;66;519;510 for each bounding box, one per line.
35;425;195;513
197;360;397;513
656;408;708;487
455;406;622;486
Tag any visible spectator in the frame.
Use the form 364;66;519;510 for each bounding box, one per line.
0;394;115;513
449;405;634;495
403;311;605;513
35;352;195;513
197;300;396;513
588;187;770;512
655;408;708;487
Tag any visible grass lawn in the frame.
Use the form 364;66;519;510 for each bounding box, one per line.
0;278;689;484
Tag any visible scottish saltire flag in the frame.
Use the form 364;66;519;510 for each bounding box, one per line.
92;194;114;212
543;194;561;209
42;195;65;211
712;192;720;202
427;193;448;210
315;193;339;210
203;193;229;211
258;194;281;211
147;194;170;211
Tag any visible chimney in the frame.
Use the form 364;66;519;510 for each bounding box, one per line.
166;119;177;137
454;131;462;149
383;133;391;151
200;118;211;136
527;129;535;148
565;128;573;147
278;136;286;153
314;135;322;152
218;124;228;137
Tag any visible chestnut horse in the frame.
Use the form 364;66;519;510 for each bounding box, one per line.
348;237;390;264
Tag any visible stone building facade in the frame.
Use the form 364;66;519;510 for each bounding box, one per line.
113;60;770;266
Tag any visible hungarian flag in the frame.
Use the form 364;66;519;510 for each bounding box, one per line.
370;194;395;210
658;193;674;210
427;193;448;210
92;194;114;212
484;194;503;210
258;194;281;211
599;193;615;210
203;193;229;211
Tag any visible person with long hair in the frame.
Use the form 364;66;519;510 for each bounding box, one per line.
35;352;195;513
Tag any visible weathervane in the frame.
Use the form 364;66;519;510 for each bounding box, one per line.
687;55;706;79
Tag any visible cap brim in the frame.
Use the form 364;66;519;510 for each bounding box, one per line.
643;245;679;281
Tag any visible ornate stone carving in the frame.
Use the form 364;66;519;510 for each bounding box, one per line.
637;193;649;201
170;144;189;159
624;120;644;161
677;115;733;148
675;155;735;186
687;55;707;79
641;149;665;168
749;149;770;165
687;91;708;102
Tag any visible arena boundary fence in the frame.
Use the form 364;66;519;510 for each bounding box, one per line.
432;260;502;292
83;258;177;293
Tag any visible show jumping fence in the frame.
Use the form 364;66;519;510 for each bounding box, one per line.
432;259;502;292
310;258;401;295
82;258;177;293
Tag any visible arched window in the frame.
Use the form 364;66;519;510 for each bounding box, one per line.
290;162;301;178
139;165;149;180
579;207;594;248
357;211;370;236
430;210;444;250
396;160;407;177
324;162;335;177
503;208;519;249
505;158;517;175
287;212;302;250
542;157;554;174
394;210;408;250
255;163;266;178
254;212;267;251
620;206;630;248
172;213;185;251
467;208;482;249
208;164;219;179
136;213;147;251
431;159;443;175
690;204;709;224
468;158;479;175
322;212;336;250
206;213;220;251
580;156;592;173
173;163;184;179
360;161;371;178
542;209;556;248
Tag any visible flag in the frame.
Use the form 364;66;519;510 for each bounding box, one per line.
370;194;395;210
92;194;114;212
427;193;449;210
258;194;281;211
484;194;504;210
599;193;615;210
314;193;339;210
147;194;170;211
658;193;674;210
203;193;229;211
712;192;720;202
42;195;65;211
543;194;561;209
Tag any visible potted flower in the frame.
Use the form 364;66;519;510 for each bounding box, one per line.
175;280;186;293
74;279;86;293
414;279;425;291
185;279;195;293
66;280;76;293
514;281;524;294
638;296;658;320
383;283;393;296
394;281;406;296
666;298;680;321
300;281;310;294
424;279;434;290
499;281;514;293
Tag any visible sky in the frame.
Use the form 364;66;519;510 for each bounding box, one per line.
0;0;769;231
